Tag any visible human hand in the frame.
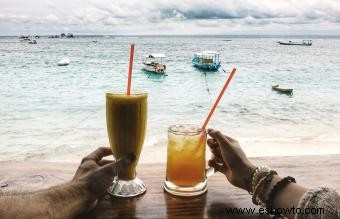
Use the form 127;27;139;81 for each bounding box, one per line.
72;147;133;209
207;129;256;191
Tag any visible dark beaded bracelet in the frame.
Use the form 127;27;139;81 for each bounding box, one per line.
247;167;258;194
266;176;296;210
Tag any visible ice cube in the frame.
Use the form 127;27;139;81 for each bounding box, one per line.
170;135;185;152
192;149;204;160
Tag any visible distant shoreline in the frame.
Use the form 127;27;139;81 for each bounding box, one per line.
1;34;340;38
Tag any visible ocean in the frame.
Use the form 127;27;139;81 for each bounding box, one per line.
1;35;340;162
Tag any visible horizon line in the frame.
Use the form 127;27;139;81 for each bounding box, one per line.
1;33;340;37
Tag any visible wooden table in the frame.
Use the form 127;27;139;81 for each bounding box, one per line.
1;155;340;218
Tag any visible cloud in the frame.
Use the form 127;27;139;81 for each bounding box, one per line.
45;14;58;22
0;0;340;34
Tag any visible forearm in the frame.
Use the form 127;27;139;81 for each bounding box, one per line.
0;182;90;219
259;175;308;219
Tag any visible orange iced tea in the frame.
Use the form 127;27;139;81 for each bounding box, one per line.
166;125;206;187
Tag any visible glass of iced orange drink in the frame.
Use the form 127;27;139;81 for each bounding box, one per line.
164;124;214;196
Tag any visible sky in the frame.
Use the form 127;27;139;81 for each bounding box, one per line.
1;0;340;35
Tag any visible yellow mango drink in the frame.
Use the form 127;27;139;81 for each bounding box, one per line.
164;124;208;196
106;91;147;197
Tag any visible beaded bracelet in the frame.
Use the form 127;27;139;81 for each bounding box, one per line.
250;166;277;195
247;167;258;194
265;176;296;209
252;170;277;206
251;166;271;194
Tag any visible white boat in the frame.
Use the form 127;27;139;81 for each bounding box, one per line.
272;83;293;94
19;35;32;42
28;39;37;44
277;40;312;46
142;54;166;74
57;58;70;66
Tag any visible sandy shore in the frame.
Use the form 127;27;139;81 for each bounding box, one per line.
140;140;340;163
1;140;339;164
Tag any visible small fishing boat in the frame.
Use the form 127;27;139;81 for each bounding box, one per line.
57;58;70;66
19;36;30;42
272;83;293;94
192;51;221;71
142;54;166;74
277;40;312;46
28;39;37;44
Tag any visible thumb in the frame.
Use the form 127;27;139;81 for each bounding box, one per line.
99;159;119;176
99;153;136;175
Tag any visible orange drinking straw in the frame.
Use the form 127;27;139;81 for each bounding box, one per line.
201;67;237;131
127;44;135;95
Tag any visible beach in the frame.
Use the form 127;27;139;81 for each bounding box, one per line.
1;35;340;162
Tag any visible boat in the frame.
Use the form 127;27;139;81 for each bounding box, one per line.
19;35;31;42
277;40;312;46
57;58;70;66
48;35;60;39
142;54;166;74
272;83;293;94
192;51;221;71
28;39;37;44
19;35;30;40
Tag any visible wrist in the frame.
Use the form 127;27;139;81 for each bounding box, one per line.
38;181;94;219
242;164;257;192
66;181;96;211
258;175;282;202
249;166;279;207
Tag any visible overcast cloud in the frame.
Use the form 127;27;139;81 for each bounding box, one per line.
0;0;340;35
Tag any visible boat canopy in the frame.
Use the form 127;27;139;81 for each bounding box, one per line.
194;51;219;57
143;53;166;65
143;53;166;58
193;51;220;64
302;40;312;44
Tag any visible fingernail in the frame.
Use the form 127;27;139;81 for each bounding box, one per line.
115;158;123;165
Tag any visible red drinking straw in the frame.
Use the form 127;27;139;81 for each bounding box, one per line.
127;44;135;95
201;67;237;131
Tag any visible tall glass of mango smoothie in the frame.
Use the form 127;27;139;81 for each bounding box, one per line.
106;91;147;197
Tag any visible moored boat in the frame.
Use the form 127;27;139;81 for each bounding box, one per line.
19;35;31;42
192;51;221;71
28;39;37;44
142;54;166;74
277;40;312;46
272;83;293;94
57;58;70;66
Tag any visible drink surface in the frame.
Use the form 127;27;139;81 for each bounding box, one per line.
106;92;147;180
166;125;206;187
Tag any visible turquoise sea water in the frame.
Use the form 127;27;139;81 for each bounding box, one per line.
1;36;340;161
